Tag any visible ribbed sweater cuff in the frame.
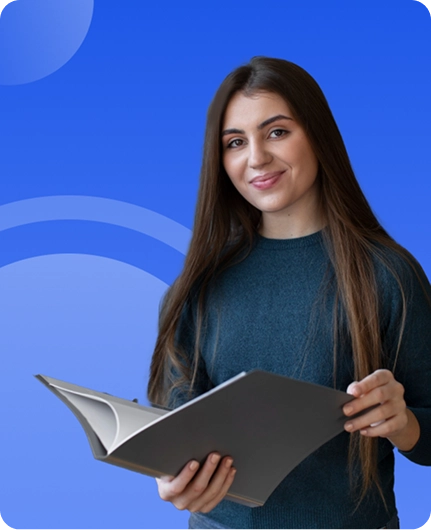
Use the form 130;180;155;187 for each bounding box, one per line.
398;407;431;465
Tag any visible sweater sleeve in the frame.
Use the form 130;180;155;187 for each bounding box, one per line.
380;252;431;466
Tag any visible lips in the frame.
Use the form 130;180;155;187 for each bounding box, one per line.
250;170;285;183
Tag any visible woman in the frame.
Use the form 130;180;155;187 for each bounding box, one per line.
147;57;431;529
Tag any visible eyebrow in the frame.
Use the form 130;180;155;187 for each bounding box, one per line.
221;114;293;137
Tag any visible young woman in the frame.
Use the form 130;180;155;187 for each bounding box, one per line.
147;57;431;529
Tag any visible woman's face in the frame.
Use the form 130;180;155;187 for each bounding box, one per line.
221;90;322;238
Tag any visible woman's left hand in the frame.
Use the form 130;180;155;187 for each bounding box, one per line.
343;369;420;451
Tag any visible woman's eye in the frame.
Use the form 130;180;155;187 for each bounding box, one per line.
225;130;288;149
226;139;244;149
270;129;288;138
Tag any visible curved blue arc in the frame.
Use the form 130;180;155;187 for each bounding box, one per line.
0;196;191;255
0;0;94;86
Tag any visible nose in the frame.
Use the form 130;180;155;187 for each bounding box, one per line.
248;139;273;169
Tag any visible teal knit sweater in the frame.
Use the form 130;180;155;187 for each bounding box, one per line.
168;230;431;529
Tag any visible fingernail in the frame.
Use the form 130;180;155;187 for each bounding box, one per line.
190;461;199;471
211;453;221;464
230;468;237;477
370;420;385;427
344;406;353;415
225;458;233;468
345;423;353;431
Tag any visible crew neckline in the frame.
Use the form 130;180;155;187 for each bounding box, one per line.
254;229;324;250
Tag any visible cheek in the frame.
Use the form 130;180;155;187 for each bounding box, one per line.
223;155;244;184
292;141;318;178
288;131;314;160
309;156;319;182
303;153;319;178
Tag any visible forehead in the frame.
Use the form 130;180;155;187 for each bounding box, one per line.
222;91;293;128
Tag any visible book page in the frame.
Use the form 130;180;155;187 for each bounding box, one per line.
55;388;118;451
108;400;166;452
53;385;168;453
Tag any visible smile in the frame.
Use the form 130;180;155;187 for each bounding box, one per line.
251;171;284;190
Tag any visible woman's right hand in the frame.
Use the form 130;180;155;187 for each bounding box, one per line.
155;453;237;514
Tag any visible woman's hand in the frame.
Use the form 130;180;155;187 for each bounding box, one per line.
155;453;236;514
343;369;420;451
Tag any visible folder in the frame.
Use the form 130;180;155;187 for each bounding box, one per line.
36;370;361;507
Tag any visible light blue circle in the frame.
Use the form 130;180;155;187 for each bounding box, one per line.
0;195;191;256
0;0;94;85
0;254;174;524
0;195;192;527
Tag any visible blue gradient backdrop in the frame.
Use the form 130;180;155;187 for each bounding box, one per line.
0;0;430;528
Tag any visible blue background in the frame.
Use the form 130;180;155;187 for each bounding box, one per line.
0;0;430;528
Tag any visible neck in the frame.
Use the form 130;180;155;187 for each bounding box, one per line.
258;210;326;240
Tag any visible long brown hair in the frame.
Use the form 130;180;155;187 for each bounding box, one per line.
147;56;425;506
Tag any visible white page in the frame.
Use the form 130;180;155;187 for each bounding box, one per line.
53;385;166;453
55;389;118;451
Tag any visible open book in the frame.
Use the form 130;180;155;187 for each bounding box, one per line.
36;370;359;508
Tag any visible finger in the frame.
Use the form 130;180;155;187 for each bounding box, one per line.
346;381;358;396
198;466;238;514
348;369;393;398
156;474;174;485
344;401;404;433
172;453;223;510
187;456;234;513
358;415;407;438
157;460;201;501
343;379;404;418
